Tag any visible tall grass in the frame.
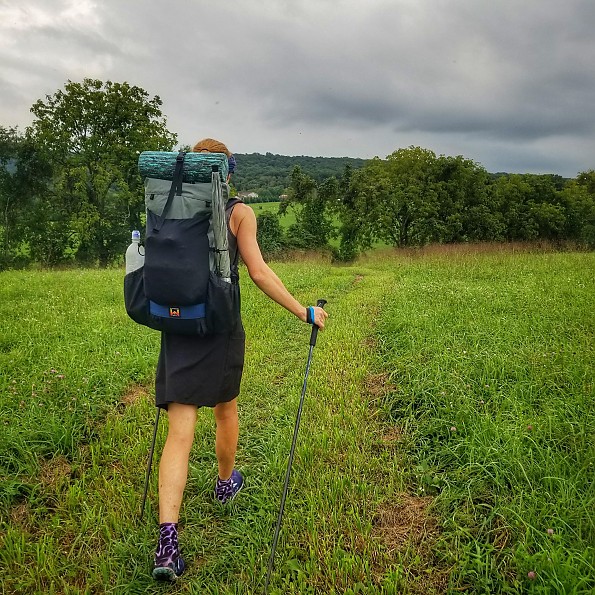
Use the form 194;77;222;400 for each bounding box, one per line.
0;247;593;593
375;251;595;593
1;260;403;593
0;270;158;486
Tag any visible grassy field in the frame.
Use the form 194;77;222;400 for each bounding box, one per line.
248;202;294;228
0;246;593;593
249;202;293;225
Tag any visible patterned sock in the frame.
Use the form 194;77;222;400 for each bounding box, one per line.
154;522;179;567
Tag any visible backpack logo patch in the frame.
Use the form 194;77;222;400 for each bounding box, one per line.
169;307;181;318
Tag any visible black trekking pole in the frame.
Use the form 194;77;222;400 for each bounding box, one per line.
140;407;161;520
264;299;327;594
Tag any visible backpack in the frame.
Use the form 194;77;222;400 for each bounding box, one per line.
124;150;241;335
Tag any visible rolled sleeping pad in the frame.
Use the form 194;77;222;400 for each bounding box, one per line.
138;151;229;183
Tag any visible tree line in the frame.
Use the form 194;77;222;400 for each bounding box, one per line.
278;146;595;259
261;148;595;260
1;79;593;268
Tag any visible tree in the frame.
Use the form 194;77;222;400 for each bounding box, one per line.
433;155;502;243
29;79;176;265
490;174;569;242
231;152;365;200
490;175;538;241
281;166;333;248
0;126;23;264
0;126;53;267
350;147;439;247
575;170;595;194
256;211;285;259
561;171;595;246
323;165;373;261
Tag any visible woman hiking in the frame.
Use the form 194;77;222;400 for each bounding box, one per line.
152;138;328;581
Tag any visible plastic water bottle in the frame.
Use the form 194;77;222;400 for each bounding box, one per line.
125;230;145;274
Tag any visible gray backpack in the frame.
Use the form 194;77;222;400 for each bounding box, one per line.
124;150;241;335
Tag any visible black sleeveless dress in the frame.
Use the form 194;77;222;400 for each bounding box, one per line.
154;205;245;409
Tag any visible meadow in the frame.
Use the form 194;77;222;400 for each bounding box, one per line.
0;246;593;594
249;202;298;234
249;202;289;221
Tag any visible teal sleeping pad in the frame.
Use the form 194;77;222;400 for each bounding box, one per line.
138;151;229;183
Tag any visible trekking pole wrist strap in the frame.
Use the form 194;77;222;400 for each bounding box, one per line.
305;306;315;325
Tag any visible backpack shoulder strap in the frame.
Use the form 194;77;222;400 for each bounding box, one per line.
225;197;243;213
225;198;243;268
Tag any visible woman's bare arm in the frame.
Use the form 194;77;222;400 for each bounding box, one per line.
231;203;327;329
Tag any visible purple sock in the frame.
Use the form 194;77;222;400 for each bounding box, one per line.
154;522;179;566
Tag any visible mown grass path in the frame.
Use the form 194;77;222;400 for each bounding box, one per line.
0;258;405;594
0;248;593;594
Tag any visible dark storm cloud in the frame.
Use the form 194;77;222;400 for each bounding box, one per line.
202;0;595;143
1;0;594;175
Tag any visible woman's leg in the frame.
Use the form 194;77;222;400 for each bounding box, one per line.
213;398;239;480
158;403;198;524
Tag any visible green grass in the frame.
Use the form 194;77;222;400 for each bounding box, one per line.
0;247;593;593
249;202;297;228
374;249;595;593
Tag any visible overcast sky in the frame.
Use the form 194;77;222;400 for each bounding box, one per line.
1;0;594;177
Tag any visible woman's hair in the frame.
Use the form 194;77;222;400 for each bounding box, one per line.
192;138;230;156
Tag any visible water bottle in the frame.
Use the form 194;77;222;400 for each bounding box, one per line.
125;230;145;274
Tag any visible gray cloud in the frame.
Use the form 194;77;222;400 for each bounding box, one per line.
0;0;594;176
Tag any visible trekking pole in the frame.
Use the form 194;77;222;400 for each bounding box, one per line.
140;407;161;520
264;299;327;594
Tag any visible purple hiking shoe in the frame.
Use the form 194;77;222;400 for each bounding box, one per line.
152;523;185;581
214;469;244;504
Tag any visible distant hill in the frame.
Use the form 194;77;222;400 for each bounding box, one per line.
232;152;366;201
231;153;571;202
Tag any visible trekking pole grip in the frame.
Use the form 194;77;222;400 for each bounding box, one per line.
309;299;327;346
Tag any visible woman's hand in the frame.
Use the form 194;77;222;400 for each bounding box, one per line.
304;306;328;329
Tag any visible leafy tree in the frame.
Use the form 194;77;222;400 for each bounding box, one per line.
350;147;439;247
324;165;372;261
256;211;285;259
434;155;503;242
29;79;176;265
0;127;53;267
490;174;569;242
281;166;333;248
530;201;566;240
490;175;539;241
575;170;595;194
0;126;23;264
561;171;595;246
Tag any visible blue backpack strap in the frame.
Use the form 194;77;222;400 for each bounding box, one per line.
152;151;186;233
